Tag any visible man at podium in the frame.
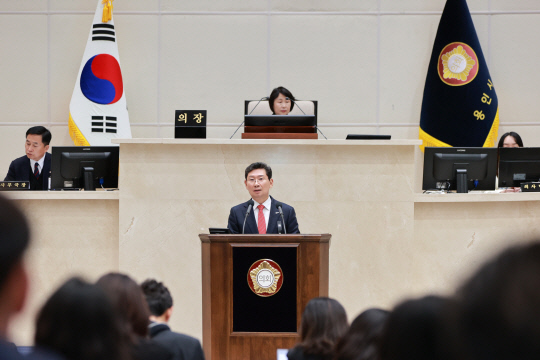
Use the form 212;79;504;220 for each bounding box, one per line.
228;162;299;234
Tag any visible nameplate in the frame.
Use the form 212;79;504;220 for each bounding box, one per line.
175;110;206;139
521;182;540;192
175;110;206;127
0;181;30;191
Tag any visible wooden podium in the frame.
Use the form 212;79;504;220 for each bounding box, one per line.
199;234;331;360
241;126;318;139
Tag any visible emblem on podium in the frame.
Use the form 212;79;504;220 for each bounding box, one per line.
247;259;283;297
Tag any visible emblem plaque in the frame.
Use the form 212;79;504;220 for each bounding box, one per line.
247;259;283;297
438;42;479;86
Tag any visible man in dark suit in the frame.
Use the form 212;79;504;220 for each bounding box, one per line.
4;126;52;190
141;279;205;360
227;162;299;234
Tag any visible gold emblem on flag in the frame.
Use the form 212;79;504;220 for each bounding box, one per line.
438;42;479;86
247;259;283;297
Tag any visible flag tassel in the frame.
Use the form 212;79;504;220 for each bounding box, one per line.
102;0;113;22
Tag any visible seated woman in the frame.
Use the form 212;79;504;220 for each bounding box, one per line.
269;86;295;115
498;131;523;148
96;273;173;360
497;132;524;192
287;297;348;360
29;277;130;360
333;308;389;360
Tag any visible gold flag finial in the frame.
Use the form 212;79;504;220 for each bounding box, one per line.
101;0;114;22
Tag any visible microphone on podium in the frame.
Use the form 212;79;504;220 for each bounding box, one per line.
275;201;287;234
230;97;269;139
242;199;254;234
285;97;328;140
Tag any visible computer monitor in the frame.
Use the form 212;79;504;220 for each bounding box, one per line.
422;147;498;193
498;147;540;187
244;115;316;126
51;146;119;190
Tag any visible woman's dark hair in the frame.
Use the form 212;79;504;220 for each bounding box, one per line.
379;296;457;360
244;162;272;180
497;132;523;147
334;308;389;360
455;242;540;360
34;277;130;360
268;86;295;113
298;297;348;357
96;272;151;342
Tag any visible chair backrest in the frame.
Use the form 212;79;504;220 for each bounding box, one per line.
244;100;318;119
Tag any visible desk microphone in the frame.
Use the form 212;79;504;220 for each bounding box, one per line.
242;199;254;234
275;202;287;234
286;97;328;140
230;97;269;139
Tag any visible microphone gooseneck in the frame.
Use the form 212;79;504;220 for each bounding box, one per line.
275;202;287;234
230;97;269;139
286;97;327;140
242;199;254;234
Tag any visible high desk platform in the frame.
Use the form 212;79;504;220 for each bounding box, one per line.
6;139;540;349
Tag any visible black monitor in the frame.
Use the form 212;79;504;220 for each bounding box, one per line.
244;115;316;126
51;146;119;190
498;147;540;187
422;147;498;193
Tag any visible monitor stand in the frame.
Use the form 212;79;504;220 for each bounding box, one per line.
456;169;468;193
82;167;95;191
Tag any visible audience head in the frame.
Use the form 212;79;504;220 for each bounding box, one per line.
268;86;295;114
34;277;129;360
0;194;30;337
298;297;348;357
498;131;523;148
140;279;173;321
379;295;457;360
455;242;540;359
334;308;389;360
96;272;150;341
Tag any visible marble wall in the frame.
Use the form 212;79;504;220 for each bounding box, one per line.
2;0;540;174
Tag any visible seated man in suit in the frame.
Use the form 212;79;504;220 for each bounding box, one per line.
228;162;299;234
4;126;52;190
141;279;205;360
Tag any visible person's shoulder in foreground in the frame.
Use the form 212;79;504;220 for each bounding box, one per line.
150;323;204;360
287;345;332;360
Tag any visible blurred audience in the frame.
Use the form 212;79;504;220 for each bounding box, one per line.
333;308;388;360
28;277;129;360
141;279;205;360
454;242;540;360
378;295;458;360
0;194;43;360
96;273;173;360
287;297;348;360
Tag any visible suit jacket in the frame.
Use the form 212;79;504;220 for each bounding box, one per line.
149;322;205;360
228;196;300;234
133;338;174;360
4;153;51;190
0;341;24;360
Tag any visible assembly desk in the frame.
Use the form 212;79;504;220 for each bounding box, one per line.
6;139;540;345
